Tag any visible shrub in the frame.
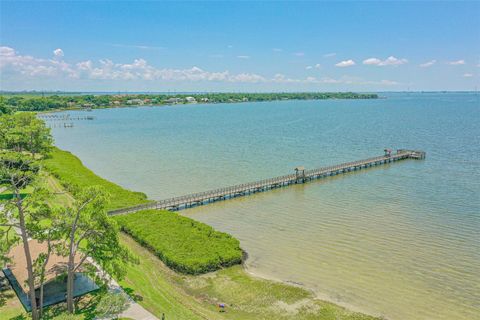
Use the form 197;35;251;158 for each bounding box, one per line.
115;210;243;274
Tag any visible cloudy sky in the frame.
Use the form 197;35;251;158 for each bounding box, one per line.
1;1;479;92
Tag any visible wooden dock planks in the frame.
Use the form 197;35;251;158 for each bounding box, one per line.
108;149;425;215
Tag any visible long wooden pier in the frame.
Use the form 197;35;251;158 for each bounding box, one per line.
38;114;95;121
108;149;425;216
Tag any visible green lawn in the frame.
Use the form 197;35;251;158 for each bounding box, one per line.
115;210;243;274
43;147;151;211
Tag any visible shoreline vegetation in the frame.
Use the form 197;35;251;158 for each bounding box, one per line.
43;148;151;211
27;146;382;320
115;210;243;274
0;92;378;113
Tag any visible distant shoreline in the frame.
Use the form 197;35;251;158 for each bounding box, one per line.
1;92;379;113
1;90;478;95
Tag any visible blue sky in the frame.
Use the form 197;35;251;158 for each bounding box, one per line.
1;1;479;92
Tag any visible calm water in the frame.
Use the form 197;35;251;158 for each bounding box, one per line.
51;93;480;320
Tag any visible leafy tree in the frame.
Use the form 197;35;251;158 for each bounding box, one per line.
95;291;130;319
0;152;44;320
0;113;53;156
58;186;136;313
0;97;11;114
0;113;54;319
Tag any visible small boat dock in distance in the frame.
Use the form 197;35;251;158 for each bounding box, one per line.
38;114;95;121
108;149;426;216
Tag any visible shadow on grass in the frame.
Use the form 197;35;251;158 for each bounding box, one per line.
122;286;143;302
0;193;29;200
0;288;15;307
2;288;107;320
0;277;16;307
40;288;105;320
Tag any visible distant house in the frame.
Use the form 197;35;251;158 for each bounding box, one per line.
82;103;95;108
185;96;197;103
242;97;248;102
112;100;121;105
126;99;144;105
200;98;209;102
164;97;183;104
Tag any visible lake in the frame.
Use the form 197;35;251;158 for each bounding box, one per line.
50;92;480;320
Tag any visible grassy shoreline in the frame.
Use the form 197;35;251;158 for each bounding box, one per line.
0;146;382;319
115;210;243;274
43;148;151;211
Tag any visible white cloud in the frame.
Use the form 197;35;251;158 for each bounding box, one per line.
0;46;76;77
419;60;436;68
270;74;398;86
377;79;399;85
0;46;402;88
306;64;320;70
237;55;250;59
272;73;298;83
109;43;164;50
335;59;356;67
363;56;408;66
293;52;305;57
323;53;336;58
53;48;64;57
1;46;16;57
230;73;265;83
272;48;283;52
363;58;382;65
463;73;473;77
0;46;268;83
448;60;465;65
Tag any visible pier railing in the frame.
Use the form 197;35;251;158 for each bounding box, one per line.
108;149;425;215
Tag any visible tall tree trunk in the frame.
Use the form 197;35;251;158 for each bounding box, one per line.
16;196;39;320
38;240;51;318
66;265;75;313
66;215;78;314
39;285;44;318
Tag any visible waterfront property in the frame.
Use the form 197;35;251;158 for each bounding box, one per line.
109;149;425;215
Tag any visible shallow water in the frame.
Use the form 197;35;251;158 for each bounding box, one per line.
51;92;480;320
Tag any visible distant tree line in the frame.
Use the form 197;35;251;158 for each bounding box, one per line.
0;92;378;113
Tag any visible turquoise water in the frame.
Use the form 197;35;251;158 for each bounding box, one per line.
51;93;480;320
